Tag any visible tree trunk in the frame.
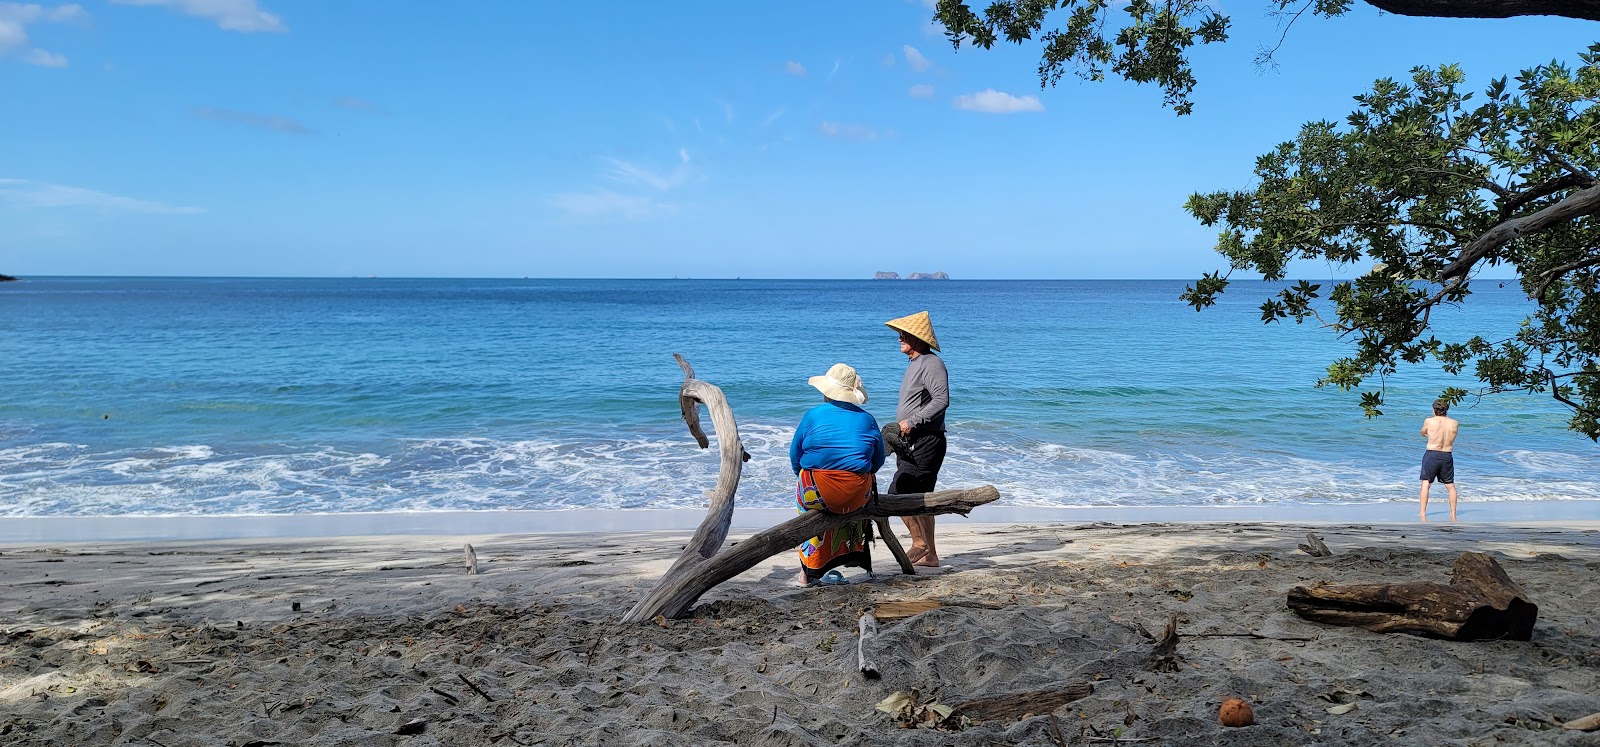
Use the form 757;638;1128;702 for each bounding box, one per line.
1286;552;1538;640
621;357;1000;624
949;682;1096;723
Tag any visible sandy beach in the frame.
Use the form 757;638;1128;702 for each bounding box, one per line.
3;518;1599;746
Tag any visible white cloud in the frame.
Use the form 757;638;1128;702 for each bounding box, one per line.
762;107;785;127
880;52;895;67
333;96;381;112
903;44;931;72
194;106;312;134
0;3;86;66
546;190;677;221
0;177;203;214
22;46;64;66
604;148;693;191
953;88;1045;113
783;60;806;77
112;0;285;33
819;121;877;142
909;83;935;98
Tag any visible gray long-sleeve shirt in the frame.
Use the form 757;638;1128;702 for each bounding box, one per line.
895;353;948;434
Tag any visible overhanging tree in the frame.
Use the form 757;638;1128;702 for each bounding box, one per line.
1181;55;1600;438
932;2;1600;439
933;0;1600;115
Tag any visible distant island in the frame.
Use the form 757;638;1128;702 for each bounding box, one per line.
0;274;17;282
872;271;949;280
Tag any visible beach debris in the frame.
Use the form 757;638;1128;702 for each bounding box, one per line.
1298;532;1334;557
1219;697;1255;727
857;613;880;679
395;717;427;735
1565;711;1600;731
1287;552;1538;640
873;599;943;623
1327;703;1358;715
1142;613;1183;672
464;544;478;575
457;673;494;702
948;682;1095;724
621;355;1000;624
875;689;966;730
290;602;301;613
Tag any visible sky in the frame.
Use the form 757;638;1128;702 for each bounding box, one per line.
1;1;1595;279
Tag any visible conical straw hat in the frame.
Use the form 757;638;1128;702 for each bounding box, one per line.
885;311;940;351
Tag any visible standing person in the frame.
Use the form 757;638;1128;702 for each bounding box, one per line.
791;363;886;586
884;311;949;567
1419;398;1460;522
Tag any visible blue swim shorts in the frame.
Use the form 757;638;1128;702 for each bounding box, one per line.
1420;450;1455;484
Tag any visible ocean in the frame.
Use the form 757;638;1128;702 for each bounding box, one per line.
0;277;1593;517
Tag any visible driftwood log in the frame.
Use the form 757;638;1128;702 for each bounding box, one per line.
1287;552;1537;641
621;356;1000;623
950;682;1095;723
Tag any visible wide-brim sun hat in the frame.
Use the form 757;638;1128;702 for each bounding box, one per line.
809;363;868;404
885;310;940;351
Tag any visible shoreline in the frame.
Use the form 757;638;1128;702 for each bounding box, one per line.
2;499;1598;543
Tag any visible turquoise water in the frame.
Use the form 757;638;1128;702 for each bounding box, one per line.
0;277;1593;516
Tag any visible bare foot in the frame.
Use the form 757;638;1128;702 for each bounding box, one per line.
912;554;940;568
796;570;814;587
906;546;928;563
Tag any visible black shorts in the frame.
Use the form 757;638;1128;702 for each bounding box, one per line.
1420;450;1455;484
888;430;946;495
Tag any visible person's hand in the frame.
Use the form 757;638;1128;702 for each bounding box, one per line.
899;420;910;437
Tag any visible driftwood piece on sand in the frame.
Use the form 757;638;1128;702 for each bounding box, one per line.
873;599;944;623
1287;552;1538;641
464;544;479;575
857;613;880;679
621;356;1000;624
1565;711;1600;731
950;682;1095;723
1298;532;1333;557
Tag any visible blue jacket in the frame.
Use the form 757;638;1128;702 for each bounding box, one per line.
790;400;886;475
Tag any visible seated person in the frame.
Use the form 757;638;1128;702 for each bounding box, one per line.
790;363;886;586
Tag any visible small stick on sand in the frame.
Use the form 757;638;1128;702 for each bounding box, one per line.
857;613;880;679
457;672;494;702
1298;532;1333;557
1192;632;1315;641
1047;714;1069;747
464;544;479;575
1143;613;1182;672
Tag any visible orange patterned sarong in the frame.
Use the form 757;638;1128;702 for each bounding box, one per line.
796;469;873;580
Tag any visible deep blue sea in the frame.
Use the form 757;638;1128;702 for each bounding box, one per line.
0;277;1593;517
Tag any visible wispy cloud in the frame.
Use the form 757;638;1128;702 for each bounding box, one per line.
112;0;285;33
819;121;878;142
333;96;381;113
953;88;1044;113
909;83;935;99
546;190;678;221
903;44;931;72
783;60;806;77
604;148;693;191
22;47;64;66
881;52;895;67
762;107;785;127
0;2;86;67
0;177;203;214
194;106;313;134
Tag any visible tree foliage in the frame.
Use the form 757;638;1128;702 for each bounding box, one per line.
1181;51;1600;438
933;0;1600;115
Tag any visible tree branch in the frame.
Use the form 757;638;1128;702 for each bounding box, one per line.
1362;0;1600;21
1440;184;1600;284
1533;251;1600;300
1499;173;1598;221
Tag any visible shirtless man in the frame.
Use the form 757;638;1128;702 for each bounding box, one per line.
1419;398;1460;521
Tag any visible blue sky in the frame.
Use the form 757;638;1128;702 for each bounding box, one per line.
1;1;1593;279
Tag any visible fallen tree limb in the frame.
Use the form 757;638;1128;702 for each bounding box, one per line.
857;613;880;679
1298;532;1333;557
621;357;999;623
874;517;916;575
1287;552;1537;640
